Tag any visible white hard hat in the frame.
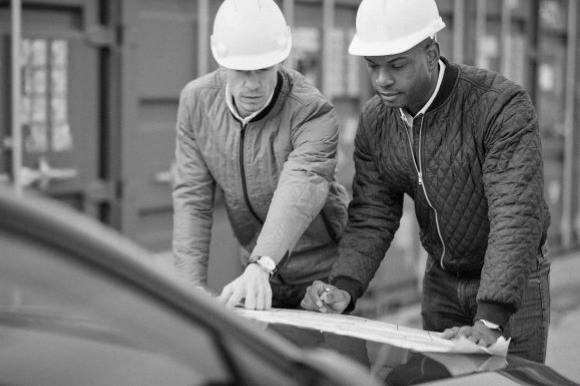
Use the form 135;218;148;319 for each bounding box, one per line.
211;0;292;70
349;0;446;56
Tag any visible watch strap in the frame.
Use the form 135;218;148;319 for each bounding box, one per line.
477;319;503;333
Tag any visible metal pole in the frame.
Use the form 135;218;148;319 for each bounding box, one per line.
11;0;23;198
500;0;512;76
561;0;578;247
282;0;294;68
282;0;294;28
453;0;465;63
322;0;334;97
527;0;540;104
197;0;209;77
475;0;487;68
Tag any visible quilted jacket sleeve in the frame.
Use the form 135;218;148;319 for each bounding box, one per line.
250;96;339;265
172;87;216;287
477;85;549;326
330;110;405;309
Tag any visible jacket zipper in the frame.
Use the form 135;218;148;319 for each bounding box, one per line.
403;115;447;270
239;123;263;225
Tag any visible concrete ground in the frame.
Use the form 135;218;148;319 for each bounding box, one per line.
383;249;580;383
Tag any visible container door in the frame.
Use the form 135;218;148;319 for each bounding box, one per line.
0;1;112;220
119;0;241;291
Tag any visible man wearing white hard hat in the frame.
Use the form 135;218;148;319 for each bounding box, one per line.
301;0;550;363
172;0;349;311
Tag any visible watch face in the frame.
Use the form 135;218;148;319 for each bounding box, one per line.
259;256;276;271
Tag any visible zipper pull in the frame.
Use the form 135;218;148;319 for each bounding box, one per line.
418;172;423;186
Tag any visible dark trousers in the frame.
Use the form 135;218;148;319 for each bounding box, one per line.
421;249;551;363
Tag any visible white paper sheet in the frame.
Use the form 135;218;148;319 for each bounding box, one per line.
235;308;510;357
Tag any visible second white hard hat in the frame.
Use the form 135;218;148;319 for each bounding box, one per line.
211;0;292;70
349;0;446;56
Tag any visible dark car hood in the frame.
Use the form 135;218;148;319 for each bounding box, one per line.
236;309;579;386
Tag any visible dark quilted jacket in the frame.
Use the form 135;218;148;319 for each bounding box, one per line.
331;58;550;326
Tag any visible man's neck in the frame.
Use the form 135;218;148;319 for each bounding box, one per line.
406;60;445;117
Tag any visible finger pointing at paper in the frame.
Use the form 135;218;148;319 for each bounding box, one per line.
300;280;351;314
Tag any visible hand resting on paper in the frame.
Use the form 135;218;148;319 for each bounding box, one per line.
300;280;351;314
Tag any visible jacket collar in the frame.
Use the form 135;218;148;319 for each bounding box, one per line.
245;71;284;123
224;71;284;124
428;56;458;113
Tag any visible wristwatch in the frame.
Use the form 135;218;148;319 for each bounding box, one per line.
477;319;503;333
248;256;277;276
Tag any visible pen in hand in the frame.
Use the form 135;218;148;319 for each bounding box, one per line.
320;286;330;302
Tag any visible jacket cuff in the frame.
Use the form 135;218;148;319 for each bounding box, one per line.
475;302;513;328
329;276;363;314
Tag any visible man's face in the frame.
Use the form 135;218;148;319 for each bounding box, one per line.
224;65;279;117
365;40;439;114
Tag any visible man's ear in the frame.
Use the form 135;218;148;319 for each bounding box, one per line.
426;42;440;69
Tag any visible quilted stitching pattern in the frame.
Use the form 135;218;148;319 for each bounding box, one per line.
332;62;550;316
173;67;350;286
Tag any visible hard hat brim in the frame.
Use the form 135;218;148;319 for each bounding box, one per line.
348;19;445;56
212;45;291;71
